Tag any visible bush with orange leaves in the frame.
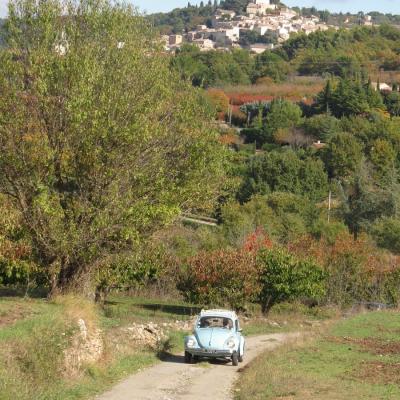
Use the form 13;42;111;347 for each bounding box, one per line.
178;230;271;310
206;89;230;116
178;229;400;311
178;249;259;310
287;233;400;306
228;93;273;106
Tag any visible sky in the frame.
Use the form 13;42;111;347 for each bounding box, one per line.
1;0;400;17
133;0;400;14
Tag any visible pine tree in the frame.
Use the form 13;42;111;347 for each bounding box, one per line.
365;78;385;110
316;80;333;114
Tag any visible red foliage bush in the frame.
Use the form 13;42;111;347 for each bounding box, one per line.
228;93;273;106
206;89;230;114
287;233;400;306
243;227;273;252
178;248;259;310
178;230;272;310
219;133;239;145
229;109;247;126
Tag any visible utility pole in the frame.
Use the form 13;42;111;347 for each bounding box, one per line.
328;190;332;223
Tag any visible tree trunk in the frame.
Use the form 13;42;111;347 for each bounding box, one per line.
94;285;110;304
49;259;95;299
261;296;274;314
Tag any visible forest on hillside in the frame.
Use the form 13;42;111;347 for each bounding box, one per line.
149;1;400;35
0;0;399;314
172;25;400;87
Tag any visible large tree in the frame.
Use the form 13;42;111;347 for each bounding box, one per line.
322;133;363;180
0;0;225;295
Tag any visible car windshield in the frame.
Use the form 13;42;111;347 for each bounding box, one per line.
199;316;233;329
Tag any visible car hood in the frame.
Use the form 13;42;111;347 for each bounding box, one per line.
195;328;233;349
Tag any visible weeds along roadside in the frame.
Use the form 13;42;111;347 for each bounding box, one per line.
0;293;337;400
235;309;400;400
0;295;160;400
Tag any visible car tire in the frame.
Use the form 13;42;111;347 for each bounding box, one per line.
232;351;239;366
239;344;244;362
184;351;193;364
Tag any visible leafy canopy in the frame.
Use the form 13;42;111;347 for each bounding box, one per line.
0;0;225;294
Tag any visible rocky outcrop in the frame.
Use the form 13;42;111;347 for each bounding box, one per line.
64;318;103;377
113;319;195;351
63;318;194;376
121;322;167;350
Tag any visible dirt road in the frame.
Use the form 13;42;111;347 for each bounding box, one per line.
96;333;297;400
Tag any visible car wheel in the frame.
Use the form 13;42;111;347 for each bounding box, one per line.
232;351;239;366
239;344;244;362
184;351;193;364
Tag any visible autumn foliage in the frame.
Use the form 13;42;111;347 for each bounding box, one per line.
178;230;325;312
178;230;271;310
178;249;259;310
287;233;400;306
178;228;400;311
228;93;273;106
206;89;230;114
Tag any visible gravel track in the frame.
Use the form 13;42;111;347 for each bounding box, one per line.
96;333;298;400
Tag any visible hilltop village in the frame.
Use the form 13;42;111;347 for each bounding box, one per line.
163;0;336;52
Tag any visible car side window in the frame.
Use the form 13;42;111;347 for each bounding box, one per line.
235;320;239;332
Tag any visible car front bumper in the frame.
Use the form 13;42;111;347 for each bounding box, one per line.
186;348;234;358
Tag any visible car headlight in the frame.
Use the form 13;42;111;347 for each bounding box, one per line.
186;338;197;348
226;338;236;349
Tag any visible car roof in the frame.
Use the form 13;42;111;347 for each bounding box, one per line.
199;309;238;319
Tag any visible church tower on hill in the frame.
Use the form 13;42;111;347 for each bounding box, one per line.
247;0;276;17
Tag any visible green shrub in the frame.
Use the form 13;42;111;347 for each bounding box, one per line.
371;217;400;254
383;268;400;307
0;304;72;399
257;249;326;313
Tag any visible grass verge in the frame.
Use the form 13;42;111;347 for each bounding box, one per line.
0;295;162;400
0;293;335;400
235;310;400;400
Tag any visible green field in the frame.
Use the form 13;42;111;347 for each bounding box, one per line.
236;310;400;400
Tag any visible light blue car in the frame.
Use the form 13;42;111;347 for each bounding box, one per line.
184;309;245;366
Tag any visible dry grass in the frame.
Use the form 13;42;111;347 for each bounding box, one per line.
221;76;324;102
53;294;100;331
369;70;400;84
354;361;400;385
0;295;158;400
328;335;400;356
0;300;34;328
235;311;400;400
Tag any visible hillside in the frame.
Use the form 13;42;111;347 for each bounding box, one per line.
1;0;400;398
149;1;400;35
236;311;400;399
171;25;400;89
